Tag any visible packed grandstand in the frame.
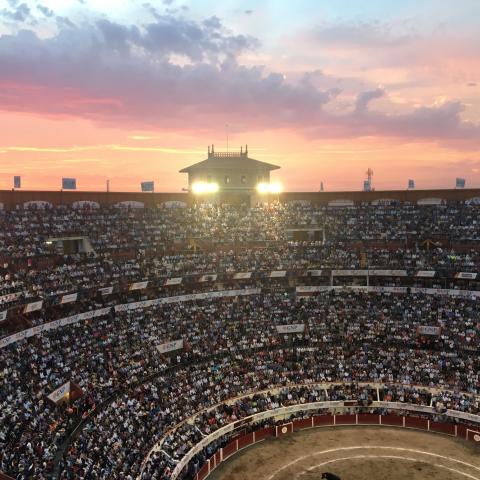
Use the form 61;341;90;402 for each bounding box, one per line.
1;201;479;480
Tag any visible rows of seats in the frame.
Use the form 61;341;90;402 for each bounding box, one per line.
1;290;479;479
0;202;479;480
1;203;479;260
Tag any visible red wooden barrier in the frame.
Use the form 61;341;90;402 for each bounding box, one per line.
293;417;313;431
196;462;209;480
429;421;456;436
404;416;428;430
195;414;480;479
381;414;404;426
238;432;254;450
357;413;380;425
255;426;275;441
313;414;334;426
466;429;480;443
334;414;356;425
457;423;468;439
275;422;293;437
222;440;237;460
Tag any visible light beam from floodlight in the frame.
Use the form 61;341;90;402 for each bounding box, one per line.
191;182;219;194
269;182;283;194
256;182;283;194
256;182;270;194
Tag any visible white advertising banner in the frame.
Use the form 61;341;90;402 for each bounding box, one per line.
0;310;7;321
296;286;331;294
417;325;441;336
269;271;287;278
165;277;183;286
369;270;407;277
60;293;78;304
24;300;43;313
455;272;477;280
276;324;305;334
233;272;252;280
0;307;110;350
157;339;183;354
99;286;114;295
0;292;22;305
415;271;436;278
130;281;149;291
305;270;323;277
199;274;217;282
47;381;71;403
332;270;368;276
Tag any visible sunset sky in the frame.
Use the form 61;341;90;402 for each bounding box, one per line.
0;0;479;192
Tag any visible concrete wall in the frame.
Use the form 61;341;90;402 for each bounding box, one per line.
1;188;480;210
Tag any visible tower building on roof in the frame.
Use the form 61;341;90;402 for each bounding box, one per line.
180;145;280;197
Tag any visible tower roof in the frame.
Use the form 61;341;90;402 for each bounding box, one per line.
179;145;280;173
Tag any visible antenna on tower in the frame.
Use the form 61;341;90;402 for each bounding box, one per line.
364;168;374;191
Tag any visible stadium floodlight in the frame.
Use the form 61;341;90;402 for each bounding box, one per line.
191;181;219;194
256;182;270;194
269;182;283;194
256;182;283;194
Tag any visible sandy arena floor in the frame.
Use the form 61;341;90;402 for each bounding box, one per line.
209;427;480;480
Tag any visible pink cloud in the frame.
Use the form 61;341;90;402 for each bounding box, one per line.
0;15;478;151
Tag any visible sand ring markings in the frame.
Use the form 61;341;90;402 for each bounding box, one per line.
266;446;480;480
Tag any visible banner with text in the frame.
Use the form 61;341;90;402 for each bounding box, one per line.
417;325;442;336
233;272;252;280
130;281;149;291
24;300;43;313
276;324;305;334
47;381;71;403
157;339;183;354
99;286;114;295
61;293;78;304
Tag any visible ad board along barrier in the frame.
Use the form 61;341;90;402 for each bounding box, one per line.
0;288;260;350
3;283;479;350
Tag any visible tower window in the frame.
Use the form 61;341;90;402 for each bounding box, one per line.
241;175;246;184
225;176;230;184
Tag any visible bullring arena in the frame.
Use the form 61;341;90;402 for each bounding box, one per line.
209;426;480;480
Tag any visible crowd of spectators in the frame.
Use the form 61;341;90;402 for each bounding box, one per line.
1;201;479;479
1;290;479;479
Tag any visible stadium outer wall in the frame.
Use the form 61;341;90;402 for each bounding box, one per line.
1;188;480;210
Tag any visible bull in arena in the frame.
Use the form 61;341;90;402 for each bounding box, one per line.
321;473;341;480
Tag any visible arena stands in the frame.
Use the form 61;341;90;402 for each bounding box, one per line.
0;201;479;480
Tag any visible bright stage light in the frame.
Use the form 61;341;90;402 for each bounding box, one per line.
256;182;283;194
191;182;219;194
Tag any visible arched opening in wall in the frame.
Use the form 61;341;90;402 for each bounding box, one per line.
114;201;145;209
287;200;312;206
328;199;354;207
417;198;445;205
161;201;187;208
23;200;53;209
72;201;100;209
371;198;397;206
